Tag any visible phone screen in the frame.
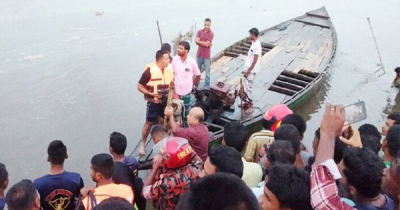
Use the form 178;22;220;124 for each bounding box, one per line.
344;101;367;125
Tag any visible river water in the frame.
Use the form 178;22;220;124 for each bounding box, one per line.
1;0;399;186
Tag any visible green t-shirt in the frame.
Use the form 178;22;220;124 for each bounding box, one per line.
385;161;391;168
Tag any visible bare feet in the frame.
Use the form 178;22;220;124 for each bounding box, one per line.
139;144;146;156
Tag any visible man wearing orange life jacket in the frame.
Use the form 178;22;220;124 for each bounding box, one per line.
79;154;134;210
137;50;174;156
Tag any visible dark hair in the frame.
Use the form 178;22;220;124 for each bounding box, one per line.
267;140;296;165
358;124;382;140
315;127;321;140
178;41;190;52
395;67;400;73
388;113;400;122
223;121;248;152
208;145;243;178
266;164;312;210
387;125;400;157
249;28;259;37
151;124;168;138
360;134;381;154
48;140;67;164
155;50;168;62
109;132;127;155
91;153;114;179
204;18;211;22
342;147;385;198
161;43;171;53
333;137;347;164
274;124;301;153
281;114;307;136
0;163;8;187
176;173;260;210
262;116;276;130
93;197;135;210
6;179;38;210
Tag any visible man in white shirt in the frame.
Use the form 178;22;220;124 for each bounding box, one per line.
242;28;262;113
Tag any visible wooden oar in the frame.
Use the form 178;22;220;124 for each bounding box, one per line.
366;17;386;77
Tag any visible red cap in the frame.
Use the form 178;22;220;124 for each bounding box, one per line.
263;104;293;132
161;137;193;169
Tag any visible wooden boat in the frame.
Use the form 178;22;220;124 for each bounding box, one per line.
133;6;337;170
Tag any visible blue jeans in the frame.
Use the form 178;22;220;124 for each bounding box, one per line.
197;57;211;88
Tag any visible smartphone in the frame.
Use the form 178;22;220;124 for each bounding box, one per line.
344;101;367;125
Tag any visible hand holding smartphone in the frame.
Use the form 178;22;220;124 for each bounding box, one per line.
344;101;367;125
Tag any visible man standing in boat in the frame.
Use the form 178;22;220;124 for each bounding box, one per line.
242;27;262;114
171;41;201;127
137;50;173;156
195;18;214;89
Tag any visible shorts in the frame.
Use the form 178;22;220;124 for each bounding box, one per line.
146;102;166;122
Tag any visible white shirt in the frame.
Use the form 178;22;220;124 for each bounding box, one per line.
242;158;263;188
244;39;262;73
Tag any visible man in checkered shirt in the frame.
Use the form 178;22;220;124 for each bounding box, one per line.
310;104;394;210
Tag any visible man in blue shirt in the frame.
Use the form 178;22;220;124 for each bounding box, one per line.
34;140;84;210
109;132;138;172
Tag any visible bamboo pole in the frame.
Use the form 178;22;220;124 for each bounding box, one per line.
156;20;163;46
366;17;386;75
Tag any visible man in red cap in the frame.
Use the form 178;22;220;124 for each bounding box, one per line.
244;104;293;162
142;137;201;210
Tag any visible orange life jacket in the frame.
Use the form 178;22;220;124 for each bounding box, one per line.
144;63;174;103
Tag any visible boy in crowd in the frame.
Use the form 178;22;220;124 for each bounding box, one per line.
222;121;262;187
274;124;306;168
79;154;133;210
109;132;138;172
6;179;40;210
200;145;243;178
383;125;400;168
281;114;313;165
176;173;260;210
252;140;296;197
34;140;84;210
259;164;313;210
382;113;400;136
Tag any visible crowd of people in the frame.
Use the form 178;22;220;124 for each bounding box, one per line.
2;103;400;210
2;17;400;210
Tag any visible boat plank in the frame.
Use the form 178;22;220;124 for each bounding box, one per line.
317;57;330;73
309;55;324;71
302;53;319;71
285;57;305;72
324;38;333;57
316;42;327;55
307;38;325;54
301;39;314;52
216;76;227;83
261;46;283;66
220;67;231;73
